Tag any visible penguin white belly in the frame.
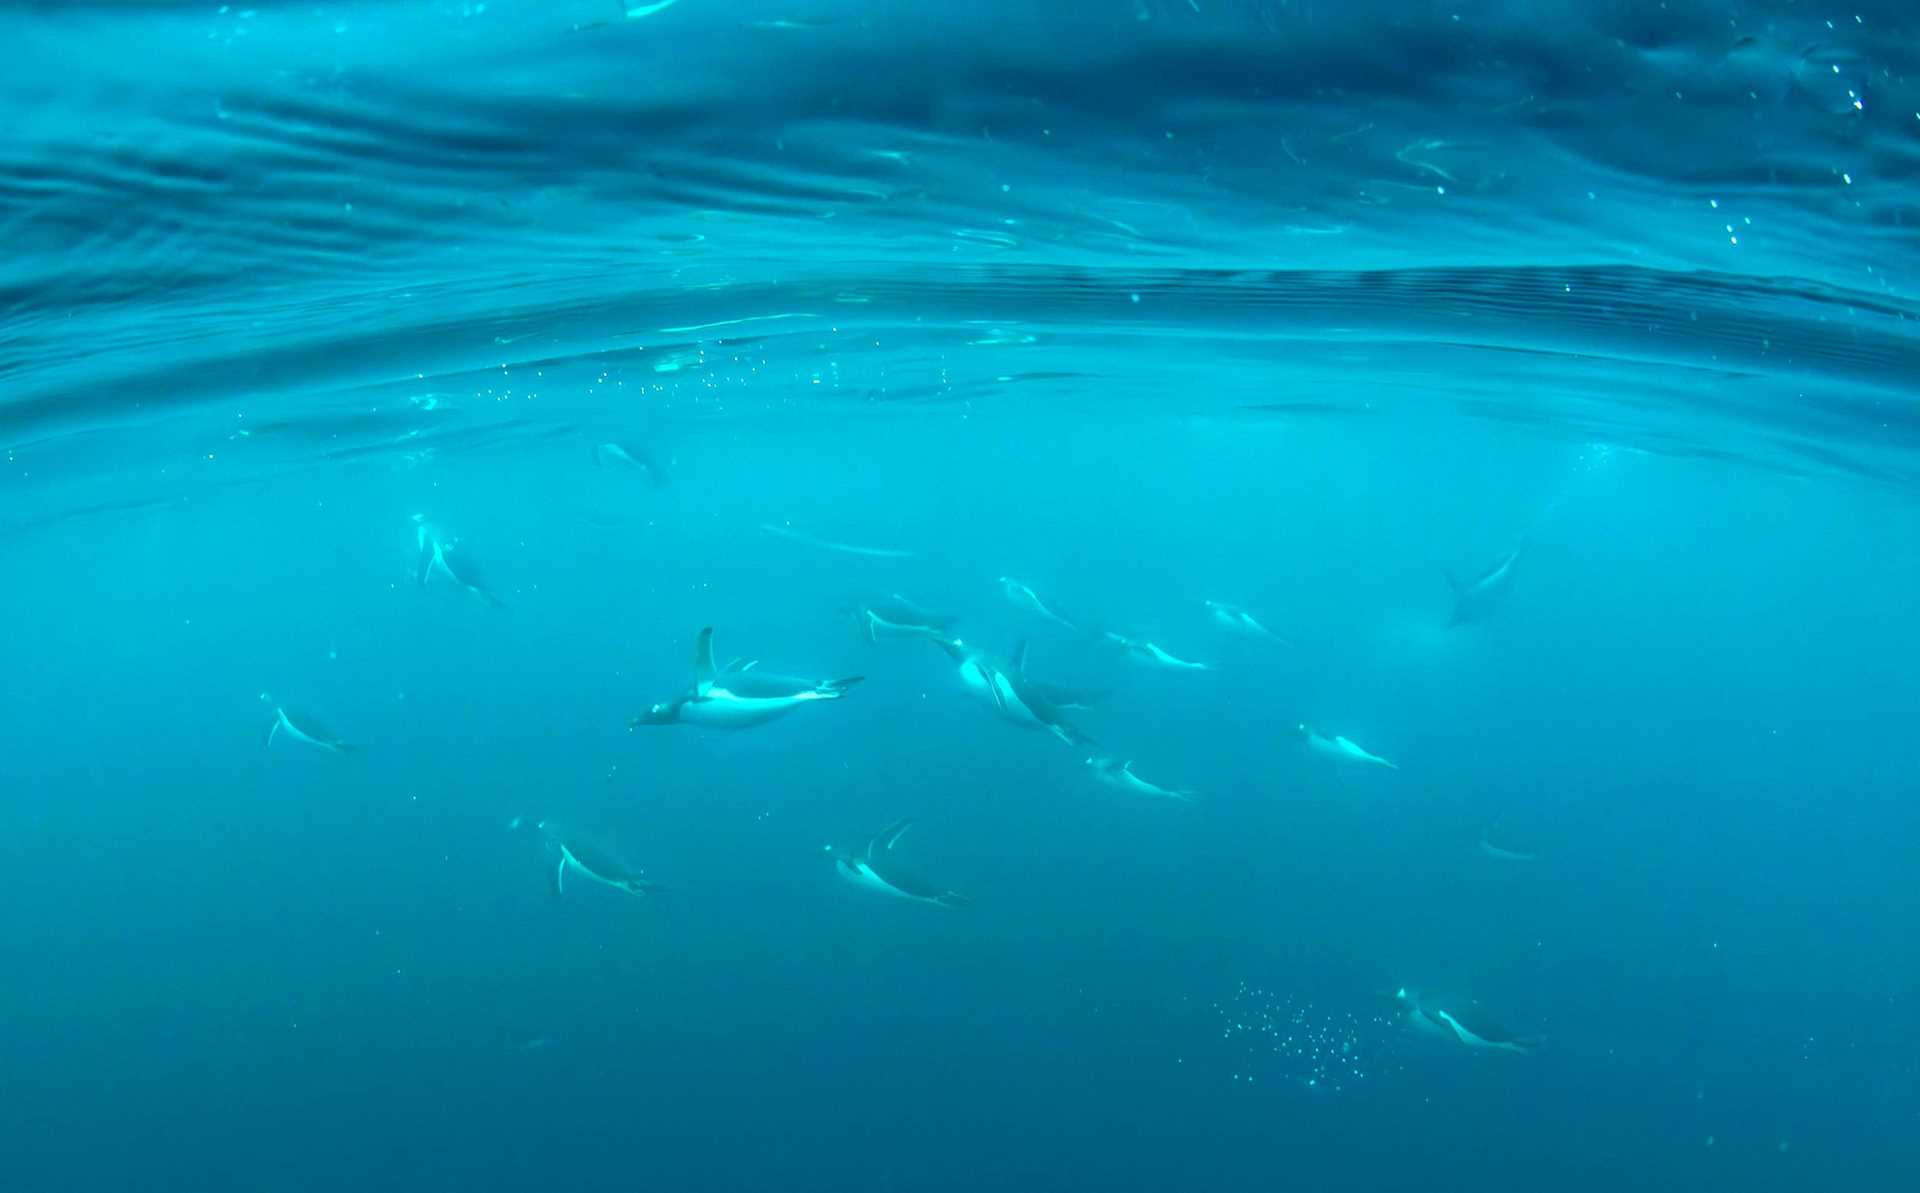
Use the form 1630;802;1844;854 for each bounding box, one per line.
1435;1011;1524;1052
272;711;333;751
560;848;623;894
988;673;1043;726
1120;771;1184;801
680;693;804;727
867;612;931;640
838;859;916;902
958;662;1039;726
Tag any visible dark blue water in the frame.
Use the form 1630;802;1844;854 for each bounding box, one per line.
3;2;1918;1191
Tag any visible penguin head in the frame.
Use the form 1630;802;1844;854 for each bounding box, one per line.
620;878;656;898
629;702;680;728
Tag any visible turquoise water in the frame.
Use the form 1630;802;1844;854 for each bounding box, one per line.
3;3;1918;1191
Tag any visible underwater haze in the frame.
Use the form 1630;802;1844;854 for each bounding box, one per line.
3;1;1919;1190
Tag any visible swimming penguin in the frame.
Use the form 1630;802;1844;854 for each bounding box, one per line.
1478;819;1538;862
998;577;1081;632
1395;988;1542;1054
630;627;863;730
1204;600;1291;646
852;594;958;643
411;514;508;609
1445;542;1524;627
1086;756;1196;802
830;818;970;908
1296;724;1398;770
261;693;356;754
1102;631;1215;672
513;817;658;899
593;441;670;486
930;636;1097;748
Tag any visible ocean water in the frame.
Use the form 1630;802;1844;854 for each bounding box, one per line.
3;1;1919;1190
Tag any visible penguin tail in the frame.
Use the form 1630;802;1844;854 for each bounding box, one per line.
820;676;865;696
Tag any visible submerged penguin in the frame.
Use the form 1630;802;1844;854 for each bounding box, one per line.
1086;756;1196;803
931;636;1096;748
1479;818;1538;862
631;627;862;730
512;817;658;899
830;818;970;909
593;441;670;486
1102;631;1215;672
851;593;959;643
1205;600;1291;646
998;576;1081;633
1395;988;1542;1054
411;514;508;609
1296;724;1398;770
1445;542;1523;627
261;693;356;754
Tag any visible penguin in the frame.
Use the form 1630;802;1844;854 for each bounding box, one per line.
261;693;356;754
1204;600;1291;646
1445;542;1523;627
997;577;1081;632
1102;631;1215;672
930;636;1097;748
593;441;670;486
1395;988;1542;1054
411;514;508;609
630;627;862;730
1296;724;1398;770
513;818;658;899
1478;818;1538;862
1085;756;1196;802
830;818;969;908
852;594;958;643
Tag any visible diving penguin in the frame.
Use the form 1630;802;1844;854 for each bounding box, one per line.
261;693;356;754
851;593;959;643
1296;724;1398;770
512;817;659;899
593;441;670;487
998;577;1081;633
630;627;863;730
1102;631;1215;672
830;818;970;909
930;636;1097;749
1445;541;1523;627
412;513;508;609
1205;600;1292;646
1478;818;1538;862
1085;756;1196;803
1395;988;1542;1054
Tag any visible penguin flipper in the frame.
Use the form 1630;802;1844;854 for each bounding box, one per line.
1443;568;1463;594
1012;640;1031;679
693;627;717;692
553;855;566;896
